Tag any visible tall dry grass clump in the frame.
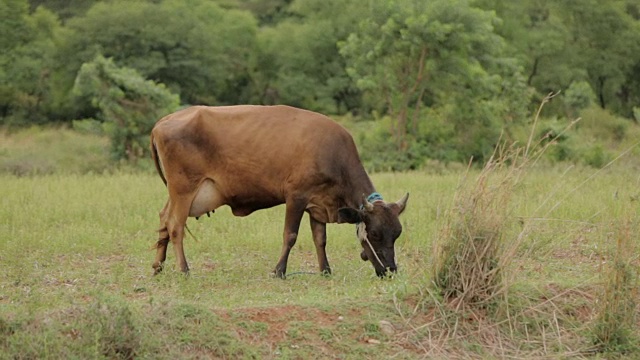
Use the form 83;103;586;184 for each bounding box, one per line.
431;92;568;311
432;145;523;309
593;215;639;353
412;92;640;358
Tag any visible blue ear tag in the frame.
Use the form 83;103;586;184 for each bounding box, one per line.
366;192;384;203
357;192;384;231
360;192;383;210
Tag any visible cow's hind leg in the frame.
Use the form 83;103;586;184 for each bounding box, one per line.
153;200;170;275
154;196;191;274
310;215;331;275
274;198;306;279
153;228;170;275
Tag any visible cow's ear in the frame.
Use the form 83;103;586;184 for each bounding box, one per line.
338;207;362;224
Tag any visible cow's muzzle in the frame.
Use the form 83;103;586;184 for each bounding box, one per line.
361;247;396;277
375;266;397;278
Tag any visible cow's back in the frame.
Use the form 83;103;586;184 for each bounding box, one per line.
152;105;365;220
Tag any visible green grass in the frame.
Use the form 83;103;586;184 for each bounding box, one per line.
0;127;113;176
0;164;638;358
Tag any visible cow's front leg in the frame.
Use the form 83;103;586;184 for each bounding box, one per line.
274;199;306;279
165;196;191;274
310;215;331;275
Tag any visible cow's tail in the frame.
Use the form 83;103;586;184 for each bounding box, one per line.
150;134;168;187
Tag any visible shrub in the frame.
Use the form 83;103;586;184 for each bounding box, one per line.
579;106;628;142
357;116;427;171
564;81;596;116
72;55;180;161
85;299;140;360
581;144;612;168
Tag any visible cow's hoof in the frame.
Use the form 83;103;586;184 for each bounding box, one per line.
273;267;287;279
152;264;163;275
320;268;332;277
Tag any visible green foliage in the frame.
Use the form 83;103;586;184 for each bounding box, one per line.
357;109;461;171
340;0;531;160
562;0;640;113
0;0;61;125
235;0;293;25
72;55;179;161
582;145;612;168
478;0;576;90
57;0;257;107
480;0;640;117
564;81;596;116
2;0;639;170
1;0;30;51
28;0;99;20
253;0;362;113
578;106;629;142
359;129;426;172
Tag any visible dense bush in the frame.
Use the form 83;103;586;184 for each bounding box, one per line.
72;55;179;161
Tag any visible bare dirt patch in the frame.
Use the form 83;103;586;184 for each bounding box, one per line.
220;305;354;344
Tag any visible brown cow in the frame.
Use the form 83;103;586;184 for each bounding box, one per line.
150;105;408;278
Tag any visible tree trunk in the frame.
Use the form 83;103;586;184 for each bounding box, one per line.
598;76;607;109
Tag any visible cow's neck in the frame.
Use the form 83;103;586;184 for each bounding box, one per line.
346;168;376;209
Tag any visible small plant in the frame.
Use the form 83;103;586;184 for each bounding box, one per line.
86;298;140;360
582;144;612;168
564;81;596;117
0;316;16;342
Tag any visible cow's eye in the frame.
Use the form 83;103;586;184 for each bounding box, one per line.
369;231;382;241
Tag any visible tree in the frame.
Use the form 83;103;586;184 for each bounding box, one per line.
28;0;98;21
480;0;640;118
1;0;30;51
476;0;574;89
0;0;30;122
234;0;293;25
72;55;180;161
1;0;60;125
340;0;529;156
560;0;640;114
253;0;363;113
54;0;257;120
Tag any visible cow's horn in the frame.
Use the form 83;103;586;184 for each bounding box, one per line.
396;192;409;214
362;193;374;212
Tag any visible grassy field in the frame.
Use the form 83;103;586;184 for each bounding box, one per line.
1;163;638;359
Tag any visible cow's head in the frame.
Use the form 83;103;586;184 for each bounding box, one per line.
338;193;409;277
